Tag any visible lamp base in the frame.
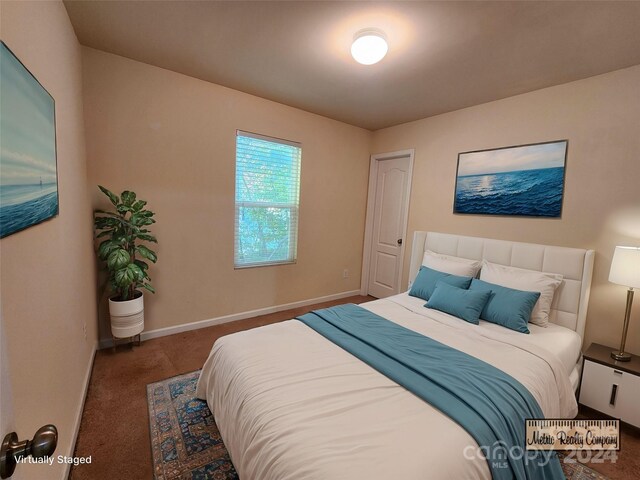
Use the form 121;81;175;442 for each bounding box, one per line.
611;351;632;362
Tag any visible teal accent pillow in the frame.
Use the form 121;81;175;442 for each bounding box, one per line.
425;282;492;325
409;266;473;301
469;279;540;334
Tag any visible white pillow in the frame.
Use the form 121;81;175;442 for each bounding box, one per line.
479;260;563;327
422;250;481;277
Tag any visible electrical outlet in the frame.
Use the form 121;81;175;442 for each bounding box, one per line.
343;269;349;279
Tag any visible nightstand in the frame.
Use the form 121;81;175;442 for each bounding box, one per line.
578;343;640;428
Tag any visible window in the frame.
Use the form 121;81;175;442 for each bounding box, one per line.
234;131;301;268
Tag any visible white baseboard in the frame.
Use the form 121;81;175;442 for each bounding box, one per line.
98;290;361;349
64;341;96;478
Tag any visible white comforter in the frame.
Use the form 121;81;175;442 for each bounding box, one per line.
196;294;578;480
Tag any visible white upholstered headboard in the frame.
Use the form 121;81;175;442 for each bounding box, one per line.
409;232;595;341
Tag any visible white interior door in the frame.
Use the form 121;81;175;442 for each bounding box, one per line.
366;153;412;298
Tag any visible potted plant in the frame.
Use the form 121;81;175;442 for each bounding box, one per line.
94;186;158;341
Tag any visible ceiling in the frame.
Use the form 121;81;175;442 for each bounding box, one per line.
64;1;640;130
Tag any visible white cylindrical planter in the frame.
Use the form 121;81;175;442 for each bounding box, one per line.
109;292;144;338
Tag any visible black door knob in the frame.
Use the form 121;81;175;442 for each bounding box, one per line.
0;425;57;479
30;425;58;459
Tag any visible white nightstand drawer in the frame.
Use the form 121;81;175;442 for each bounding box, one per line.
579;360;640;427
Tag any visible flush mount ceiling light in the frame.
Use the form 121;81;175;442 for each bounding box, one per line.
351;28;388;65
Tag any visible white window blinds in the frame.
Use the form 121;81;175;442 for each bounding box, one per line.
234;131;301;268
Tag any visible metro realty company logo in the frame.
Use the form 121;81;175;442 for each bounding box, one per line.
526;419;620;451
463;419;620;468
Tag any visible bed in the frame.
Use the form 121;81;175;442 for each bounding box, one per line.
196;232;595;479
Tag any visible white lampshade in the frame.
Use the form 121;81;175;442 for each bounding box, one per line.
351;29;388;65
609;246;640;288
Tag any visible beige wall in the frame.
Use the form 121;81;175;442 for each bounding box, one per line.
81;48;372;339
0;1;98;479
372;65;640;355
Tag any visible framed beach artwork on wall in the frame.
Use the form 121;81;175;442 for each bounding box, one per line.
453;140;568;217
0;41;59;239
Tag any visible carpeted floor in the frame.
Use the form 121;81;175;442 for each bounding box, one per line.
71;294;640;479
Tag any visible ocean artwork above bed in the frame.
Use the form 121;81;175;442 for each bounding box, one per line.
0;42;59;238
454;140;567;217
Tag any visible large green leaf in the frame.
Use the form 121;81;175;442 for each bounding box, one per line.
98;240;121;260
134;259;149;271
114;263;144;288
134;260;150;280
94;214;118;223
130;213;145;226
116;204;131;214
140;283;156;294
114;265;136;287
96;230;114;238
110;234;127;245
121;191;136;206
136;245;157;263
128;263;145;281
94;216;120;230
137;233;157;243
98;185;119;206
131;200;147;212
107;248;131;270
131;213;155;226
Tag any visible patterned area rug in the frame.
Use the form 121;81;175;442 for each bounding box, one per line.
147;370;238;479
558;452;609;480
148;370;609;480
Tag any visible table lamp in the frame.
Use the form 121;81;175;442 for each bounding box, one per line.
609;245;640;361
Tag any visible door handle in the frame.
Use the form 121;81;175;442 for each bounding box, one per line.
397;239;402;246
609;384;618;406
0;425;57;479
